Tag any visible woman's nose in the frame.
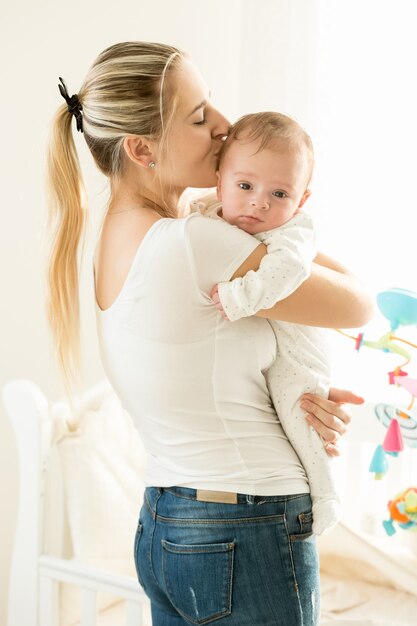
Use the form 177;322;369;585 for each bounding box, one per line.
211;108;231;141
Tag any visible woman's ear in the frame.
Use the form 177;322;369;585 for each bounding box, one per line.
123;136;156;168
298;189;311;209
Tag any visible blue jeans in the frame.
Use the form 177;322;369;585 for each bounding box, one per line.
134;487;319;625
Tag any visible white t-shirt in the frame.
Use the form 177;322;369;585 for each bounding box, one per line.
95;213;309;496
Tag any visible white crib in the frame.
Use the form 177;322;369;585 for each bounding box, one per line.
3;379;151;626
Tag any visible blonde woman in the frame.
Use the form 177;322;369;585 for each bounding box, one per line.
46;42;372;626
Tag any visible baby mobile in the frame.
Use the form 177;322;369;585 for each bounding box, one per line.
339;288;417;536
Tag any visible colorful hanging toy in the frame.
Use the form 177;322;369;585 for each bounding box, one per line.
339;288;417;534
382;487;417;535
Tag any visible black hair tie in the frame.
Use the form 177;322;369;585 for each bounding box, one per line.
58;77;83;133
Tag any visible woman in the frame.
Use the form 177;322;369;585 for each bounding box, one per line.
46;42;373;625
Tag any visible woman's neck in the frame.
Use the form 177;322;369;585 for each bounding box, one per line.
109;176;182;218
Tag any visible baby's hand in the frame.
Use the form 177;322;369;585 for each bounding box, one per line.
210;285;229;320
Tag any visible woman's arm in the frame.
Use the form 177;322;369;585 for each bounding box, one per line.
231;245;374;329
229;244;371;454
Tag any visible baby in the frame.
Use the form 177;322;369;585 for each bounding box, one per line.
200;111;340;535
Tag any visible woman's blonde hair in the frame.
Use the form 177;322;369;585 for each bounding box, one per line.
220;111;315;184
46;41;184;396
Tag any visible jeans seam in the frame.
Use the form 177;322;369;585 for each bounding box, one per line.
284;493;310;503
290;532;314;542
162;544;235;554
163;488;198;501
133;523;146;589
144;490;156;519
155;513;285;525
147;489;162;589
283;500;304;623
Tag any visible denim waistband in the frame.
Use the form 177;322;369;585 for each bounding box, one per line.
156;485;309;505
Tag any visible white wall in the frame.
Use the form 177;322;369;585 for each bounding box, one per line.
310;0;417;401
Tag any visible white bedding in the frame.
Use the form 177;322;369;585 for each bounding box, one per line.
321;574;417;625
319;521;417;626
85;600;152;626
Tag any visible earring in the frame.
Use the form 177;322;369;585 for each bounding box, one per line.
148;161;156;168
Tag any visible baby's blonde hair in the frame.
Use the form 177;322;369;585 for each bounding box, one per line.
46;41;184;396
220;111;314;185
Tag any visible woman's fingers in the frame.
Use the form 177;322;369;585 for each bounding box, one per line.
322;441;341;457
301;386;365;456
301;396;350;432
305;412;342;456
304;410;343;441
327;387;365;406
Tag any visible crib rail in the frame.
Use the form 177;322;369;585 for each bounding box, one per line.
39;556;149;626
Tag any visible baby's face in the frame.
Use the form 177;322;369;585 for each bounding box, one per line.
217;139;310;235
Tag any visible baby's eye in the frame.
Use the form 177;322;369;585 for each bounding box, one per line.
194;117;207;125
238;182;251;190
273;190;287;198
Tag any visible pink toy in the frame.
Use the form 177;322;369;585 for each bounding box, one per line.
394;376;417;397
382;419;404;455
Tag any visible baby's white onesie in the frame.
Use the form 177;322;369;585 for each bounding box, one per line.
194;197;340;535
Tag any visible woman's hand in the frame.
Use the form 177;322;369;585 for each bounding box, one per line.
300;388;365;457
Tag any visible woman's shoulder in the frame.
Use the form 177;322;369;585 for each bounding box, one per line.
94;211;164;312
184;209;254;243
183;212;261;289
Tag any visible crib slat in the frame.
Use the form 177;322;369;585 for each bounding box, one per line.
39;575;59;626
80;589;97;626
126;600;143;626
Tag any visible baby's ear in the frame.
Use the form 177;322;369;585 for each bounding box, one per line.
216;171;222;200
298;189;311;208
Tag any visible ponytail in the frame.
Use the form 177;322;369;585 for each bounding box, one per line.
46;104;86;396
45;42;183;397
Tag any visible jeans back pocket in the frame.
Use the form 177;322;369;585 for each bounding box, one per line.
161;539;235;624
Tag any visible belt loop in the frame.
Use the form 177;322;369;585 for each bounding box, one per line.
246;495;255;505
